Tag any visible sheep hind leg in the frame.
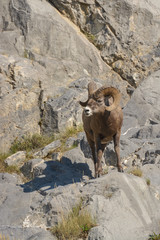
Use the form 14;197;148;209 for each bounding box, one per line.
113;131;123;172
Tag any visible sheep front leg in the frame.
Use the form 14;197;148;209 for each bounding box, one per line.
95;136;106;178
113;131;123;172
86;133;97;178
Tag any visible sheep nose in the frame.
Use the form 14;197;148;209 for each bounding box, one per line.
84;108;90;114
84;107;91;116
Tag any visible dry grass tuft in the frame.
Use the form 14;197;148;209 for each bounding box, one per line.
55;124;83;153
0;134;54;174
0;153;20;174
50;200;96;240
0;125;83;174
128;167;143;177
10;133;55;153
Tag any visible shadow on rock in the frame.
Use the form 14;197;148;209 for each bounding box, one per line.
21;159;92;193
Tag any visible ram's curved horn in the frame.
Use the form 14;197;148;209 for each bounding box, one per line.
94;86;121;111
79;81;97;107
88;81;97;97
79;100;88;107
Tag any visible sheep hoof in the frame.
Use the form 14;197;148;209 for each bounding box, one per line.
118;167;124;173
95;172;101;178
95;173;98;178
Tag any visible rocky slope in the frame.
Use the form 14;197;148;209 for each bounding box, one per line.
51;0;160;86
1;0;160;151
1;70;160;239
0;0;160;239
0;0;127;151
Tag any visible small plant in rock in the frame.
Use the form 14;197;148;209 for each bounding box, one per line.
102;166;109;175
148;232;160;240
83;31;96;45
58;125;83;140
128;167;143;177
50;200;96;239
146;178;151;186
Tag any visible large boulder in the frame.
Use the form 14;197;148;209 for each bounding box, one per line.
85;173;160;240
0;0;120;84
0;55;43;151
1;169;160;240
51;0;160;86
0;173;54;240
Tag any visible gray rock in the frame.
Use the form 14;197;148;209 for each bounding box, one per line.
21;158;44;179
52;152;62;161
88;226;110;240
79;133;92;159
41;88;82;134
142;164;160;193
0;55;42;152
83;173;160;240
33;140;61;158
65;136;78;148
51;0;160;85
1;159;160;240
132;124;160;139
116;70;160;169
0;226;55;240
0;173;37;230
1;0;160;239
5;151;26;166
122;70;160;135
61;147;94;177
0;0;128;152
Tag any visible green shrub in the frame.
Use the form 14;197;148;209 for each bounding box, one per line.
83;31;96;45
146;178;151;186
148;232;160;240
50;200;96;239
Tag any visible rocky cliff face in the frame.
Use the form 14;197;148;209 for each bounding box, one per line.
0;0;128;151
0;1;160;239
1;0;160;151
51;0;160;86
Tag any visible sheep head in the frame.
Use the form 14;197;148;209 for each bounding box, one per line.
79;81;121;116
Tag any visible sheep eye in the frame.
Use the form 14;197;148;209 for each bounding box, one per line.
97;99;102;103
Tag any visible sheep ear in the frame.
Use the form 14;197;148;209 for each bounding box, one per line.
79;100;88;107
104;96;113;106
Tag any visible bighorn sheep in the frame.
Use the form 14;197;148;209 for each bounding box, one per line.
79;81;123;178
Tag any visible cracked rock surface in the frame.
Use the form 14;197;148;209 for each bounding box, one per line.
1;70;160;240
0;0;160;239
